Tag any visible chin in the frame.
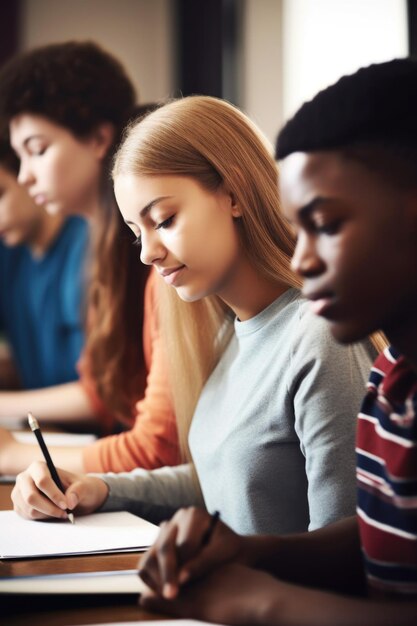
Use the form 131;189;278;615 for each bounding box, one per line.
328;320;370;345
45;203;61;215
175;285;208;303
175;290;202;303
1;235;21;248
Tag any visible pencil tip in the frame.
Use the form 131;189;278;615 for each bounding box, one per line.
68;512;75;524
27;412;39;431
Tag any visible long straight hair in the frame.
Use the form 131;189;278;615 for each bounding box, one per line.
113;96;302;453
85;105;154;424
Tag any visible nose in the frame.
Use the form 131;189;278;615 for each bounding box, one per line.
140;230;166;266
291;231;325;278
17;159;35;188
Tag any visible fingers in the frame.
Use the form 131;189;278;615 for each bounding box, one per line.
139;520;180;598
66;476;109;515
12;462;70;520
11;462;109;521
139;591;179;617
138;507;226;599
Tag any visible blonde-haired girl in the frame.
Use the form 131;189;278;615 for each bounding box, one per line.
12;97;376;535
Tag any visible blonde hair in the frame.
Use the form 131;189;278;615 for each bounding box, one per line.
113;96;301;456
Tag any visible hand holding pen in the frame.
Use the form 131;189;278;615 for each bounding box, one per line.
138;506;244;601
28;412;75;523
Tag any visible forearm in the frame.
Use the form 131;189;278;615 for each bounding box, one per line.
0;381;96;424
100;463;204;511
261;580;417;626
244;516;366;595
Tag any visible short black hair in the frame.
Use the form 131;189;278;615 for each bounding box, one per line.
276;58;417;157
276;58;417;188
0;40;136;138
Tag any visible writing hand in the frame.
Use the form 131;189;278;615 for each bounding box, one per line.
11;460;109;520
140;562;284;625
138;506;245;600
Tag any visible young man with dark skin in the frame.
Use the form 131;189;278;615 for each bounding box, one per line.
130;59;417;625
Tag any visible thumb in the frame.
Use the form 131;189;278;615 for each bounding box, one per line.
66;476;108;515
65;481;84;509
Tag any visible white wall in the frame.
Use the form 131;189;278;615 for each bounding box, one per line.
281;0;408;121
18;0;411;142
19;0;176;103
239;0;283;146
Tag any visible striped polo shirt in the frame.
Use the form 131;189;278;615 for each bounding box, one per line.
356;346;417;595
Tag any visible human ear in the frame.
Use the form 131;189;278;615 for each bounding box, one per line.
230;191;242;218
221;183;242;218
90;123;115;160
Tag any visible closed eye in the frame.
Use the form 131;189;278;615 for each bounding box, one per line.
132;234;142;247
155;215;175;231
315;220;342;235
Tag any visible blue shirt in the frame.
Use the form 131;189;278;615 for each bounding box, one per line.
0;216;89;389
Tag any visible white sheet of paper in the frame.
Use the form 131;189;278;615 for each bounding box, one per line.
13;431;97;446
0;569;146;594
0;510;159;559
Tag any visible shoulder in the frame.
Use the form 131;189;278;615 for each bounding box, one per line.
289;299;374;372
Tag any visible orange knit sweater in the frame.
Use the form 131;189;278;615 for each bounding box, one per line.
80;270;181;472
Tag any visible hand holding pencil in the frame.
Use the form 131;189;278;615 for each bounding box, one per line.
10;415;110;522
138;506;244;601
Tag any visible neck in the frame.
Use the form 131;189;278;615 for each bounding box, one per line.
383;297;417;371
218;257;289;321
29;211;66;258
385;324;417;373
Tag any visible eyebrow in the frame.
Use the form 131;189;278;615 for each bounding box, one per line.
23;135;45;148
124;195;174;228
140;195;173;218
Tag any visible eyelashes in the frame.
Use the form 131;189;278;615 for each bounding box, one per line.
155;215;174;230
131;215;175;248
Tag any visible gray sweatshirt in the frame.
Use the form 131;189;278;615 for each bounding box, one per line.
101;289;375;535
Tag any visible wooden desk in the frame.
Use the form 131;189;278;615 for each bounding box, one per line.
0;484;166;625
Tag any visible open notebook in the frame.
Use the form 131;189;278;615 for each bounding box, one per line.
0;510;159;559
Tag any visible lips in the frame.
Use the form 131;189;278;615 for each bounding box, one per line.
31;193;47;206
158;265;186;286
303;289;336;317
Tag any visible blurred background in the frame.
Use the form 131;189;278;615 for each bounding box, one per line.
0;0;412;144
